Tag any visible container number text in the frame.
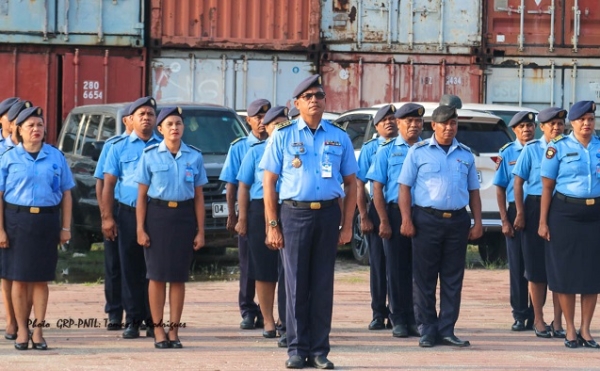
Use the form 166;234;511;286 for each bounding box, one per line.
83;81;103;100
446;76;462;85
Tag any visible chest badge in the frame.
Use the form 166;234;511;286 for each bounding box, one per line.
292;156;302;168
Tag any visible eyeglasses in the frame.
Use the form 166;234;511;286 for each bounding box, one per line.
298;92;326;101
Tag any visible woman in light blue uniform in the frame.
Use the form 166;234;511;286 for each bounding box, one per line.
0;106;74;351
539;100;600;349
236;106;287;339
135;106;208;349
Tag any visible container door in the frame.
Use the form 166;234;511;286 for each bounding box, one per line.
564;0;600;51
0;0;57;40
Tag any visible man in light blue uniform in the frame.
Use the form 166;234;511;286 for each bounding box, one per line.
102;96;161;339
493;111;536;332
399;105;482;348
0;97;19;152
357;105;398;331
94;105;133;330
261;75;358;370
0;100;32;153
366;103;423;338
220;98;271;330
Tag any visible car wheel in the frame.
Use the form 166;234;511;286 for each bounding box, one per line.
477;232;507;265
66;226;92;252
351;208;370;265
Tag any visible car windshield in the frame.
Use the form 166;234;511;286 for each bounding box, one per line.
420;121;513;154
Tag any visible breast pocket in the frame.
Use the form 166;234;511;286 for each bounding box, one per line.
150;163;170;187
562;154;582;172
421;163;441;173
284;145;308;171
46;165;62;192
7;164;26;186
120;154;139;174
323;145;343;174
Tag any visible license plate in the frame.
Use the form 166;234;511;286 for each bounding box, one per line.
477;170;482;183
212;202;238;217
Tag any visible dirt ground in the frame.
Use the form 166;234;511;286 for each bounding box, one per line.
1;260;600;371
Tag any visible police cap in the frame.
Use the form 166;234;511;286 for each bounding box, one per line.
128;96;156;116
439;94;463;109
0;97;19;116
292;75;323;99
431;105;458;123
537;107;567;123
372;105;396;126
288;106;300;119
156;106;183;126
263;106;289;126
16;106;43;126
568;100;596;121
508;111;536;127
7;100;33;122
247;99;271;117
394;103;425;119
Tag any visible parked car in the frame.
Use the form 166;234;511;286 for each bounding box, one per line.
236;110;340;123
57;102;248;252
461;103;540;138
335;103;513;265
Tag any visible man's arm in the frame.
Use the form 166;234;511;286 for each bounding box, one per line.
468;189;483;240
264;170;283;249
339;173;357;245
496;186;513;238
399;184;416;237
372;181;391;239
101;174;118;240
225;182;238;233
356;179;373;234
513;176;526;231
235;182;250;237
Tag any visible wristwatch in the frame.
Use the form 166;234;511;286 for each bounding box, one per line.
269;220;278;228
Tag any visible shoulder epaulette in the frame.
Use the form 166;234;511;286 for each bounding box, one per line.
381;138;395;146
525;138;540;146
499;142;514;152
552;134;565;143
364;138;376;145
458;143;472;153
331;121;346;132
251;140;266;147
275;120;294;130
110;136;126;145
105;134;122;143
188;144;202;152
230;137;244;145
414;140;429;149
0;146;15;157
49;144;65;156
143;143;159;152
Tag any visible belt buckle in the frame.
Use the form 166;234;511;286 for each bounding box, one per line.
30;207;40;214
167;201;178;208
310;202;321;210
442;212;452;218
586;198;595;206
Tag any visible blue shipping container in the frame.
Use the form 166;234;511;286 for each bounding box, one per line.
0;0;144;47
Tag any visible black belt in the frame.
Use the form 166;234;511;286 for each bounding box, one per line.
283;199;336;210
417;206;465;219
118;202;136;212
5;203;59;214
148;198;194;208
556;192;600;206
527;195;542;201
388;202;399;209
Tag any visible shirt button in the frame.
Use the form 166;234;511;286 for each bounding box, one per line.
316;187;320;190
316;170;319;174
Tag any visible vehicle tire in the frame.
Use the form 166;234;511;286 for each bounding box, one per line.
67;226;92;252
350;208;370;265
477;232;507;265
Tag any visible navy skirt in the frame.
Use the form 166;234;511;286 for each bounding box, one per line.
546;195;600;294
247;199;278;282
521;196;547;283
2;208;59;282
144;201;196;283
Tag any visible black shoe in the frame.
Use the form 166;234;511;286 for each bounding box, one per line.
408;324;421;337
285;355;305;369
14;338;29;351
146;326;155;338
440;335;470;347
565;338;579;348
368;318;385;330
392;324;408;338
308;355;334;370
255;316;264;329
577;333;600;348
122;324;140;339
534;324;552;339
278;333;287;348
419;334;435;348
5;332;17;340
107;320;122;331
154;340;170;349
170;339;182;348
31;337;47;351
525;318;534;330
511;320;526;331
139;323;147;331
240;315;256;330
263;330;277;338
550;321;566;338
386;318;393;329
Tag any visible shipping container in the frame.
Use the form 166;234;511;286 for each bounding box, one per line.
150;0;320;51
485;56;600;126
0;45;146;143
0;0;144;47
320;0;481;54
320;53;482;113
151;50;317;109
484;0;600;55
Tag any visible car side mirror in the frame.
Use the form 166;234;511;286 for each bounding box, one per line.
83;140;105;161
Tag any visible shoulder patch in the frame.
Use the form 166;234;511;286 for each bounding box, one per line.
331;121;346;132
381;138;395;147
551;134;565;143
545;147;557;159
188;144;202;152
143;143;159;152
499;142;514;152
275;120;294;130
415;140;429;149
525;138;540;146
230;137;244;145
458;143;472;153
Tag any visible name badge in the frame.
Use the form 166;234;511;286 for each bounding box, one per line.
185;164;194;183
321;160;332;178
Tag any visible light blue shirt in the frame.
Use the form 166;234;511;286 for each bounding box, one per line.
398;136;479;210
493;140;525;203
135;141;208;201
512;138;548;196
540;133;600;198
0;143;75;206
366;136;418;203
94;133;128;180
237;141;267;200
259;118;358;201
219;133;261;185
357;137;386;198
103;131;161;206
0;136;16;154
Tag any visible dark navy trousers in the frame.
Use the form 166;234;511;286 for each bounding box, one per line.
238;235;260;318
382;205;415;326
366;202;388;321
103;235;122;320
280;202;341;358
117;205;150;325
506;204;533;322
412;207;470;337
277;253;286;333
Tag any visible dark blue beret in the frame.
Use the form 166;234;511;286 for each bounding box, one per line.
0;97;19;116
508;111;536;127
128;96;156;115
156;106;183;126
439;94;463;109
292;74;322;98
7;100;33;122
288;106;300;118
373;105;396;126
247;99;271;117
431;105;457;123
263;106;289;125
568;100;596;121
537;107;566;123
16;106;43;126
395;103;425;119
